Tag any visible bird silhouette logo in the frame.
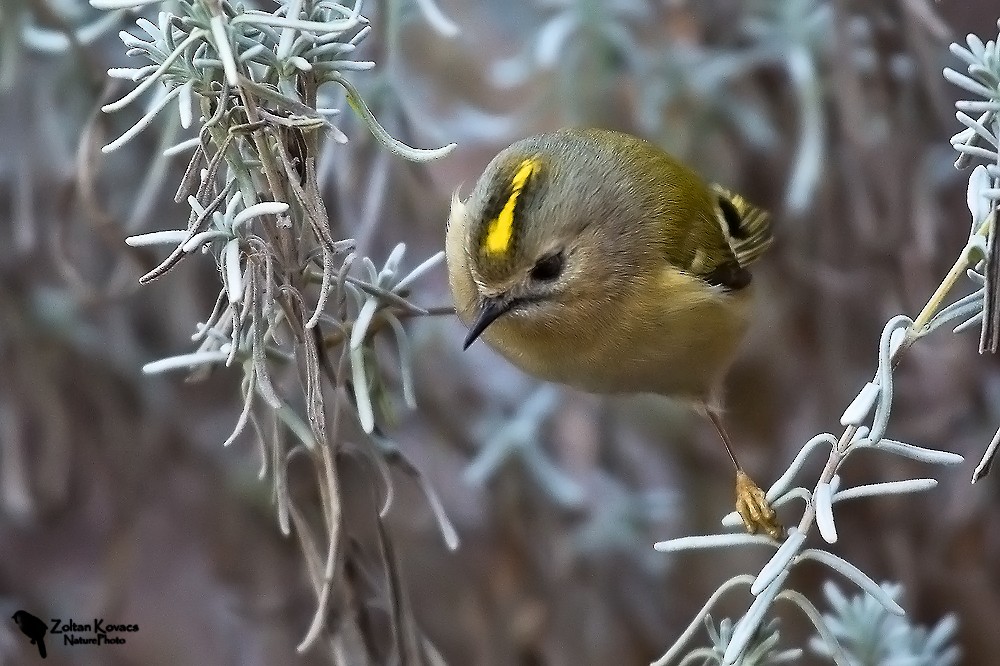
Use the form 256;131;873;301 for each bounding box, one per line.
11;610;47;659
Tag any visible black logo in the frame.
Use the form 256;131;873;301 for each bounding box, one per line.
11;610;140;658
11;610;47;659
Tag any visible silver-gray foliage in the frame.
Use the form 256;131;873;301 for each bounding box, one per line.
92;0;458;656
809;582;960;666
657;18;1000;666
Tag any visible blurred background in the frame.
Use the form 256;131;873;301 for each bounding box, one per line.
2;0;1000;664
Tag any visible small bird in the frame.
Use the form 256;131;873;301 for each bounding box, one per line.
12;610;48;659
446;128;781;538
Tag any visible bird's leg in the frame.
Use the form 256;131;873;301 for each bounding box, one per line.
706;409;783;539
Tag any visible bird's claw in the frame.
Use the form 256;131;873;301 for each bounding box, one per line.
735;470;784;540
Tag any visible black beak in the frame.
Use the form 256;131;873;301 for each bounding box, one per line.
463;297;511;350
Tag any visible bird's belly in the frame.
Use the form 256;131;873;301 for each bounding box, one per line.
485;294;750;401
519;334;734;399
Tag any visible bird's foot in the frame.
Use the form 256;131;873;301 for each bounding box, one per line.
734;470;783;539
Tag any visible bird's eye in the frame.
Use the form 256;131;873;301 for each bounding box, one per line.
530;252;564;281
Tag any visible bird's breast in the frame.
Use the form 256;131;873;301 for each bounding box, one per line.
482;270;753;401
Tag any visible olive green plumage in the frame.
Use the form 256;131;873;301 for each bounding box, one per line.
446;127;771;404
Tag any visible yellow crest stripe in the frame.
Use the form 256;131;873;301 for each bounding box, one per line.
483;158;538;256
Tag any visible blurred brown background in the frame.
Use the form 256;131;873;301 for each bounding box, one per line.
2;0;1000;664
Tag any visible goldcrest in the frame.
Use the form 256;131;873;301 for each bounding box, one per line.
446;128;781;538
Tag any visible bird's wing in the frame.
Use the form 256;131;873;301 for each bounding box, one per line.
711;184;772;267
675;204;751;291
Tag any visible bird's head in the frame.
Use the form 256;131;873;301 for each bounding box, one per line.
449;134;648;349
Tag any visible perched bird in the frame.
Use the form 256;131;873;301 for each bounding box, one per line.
446;127;780;537
12;610;48;659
